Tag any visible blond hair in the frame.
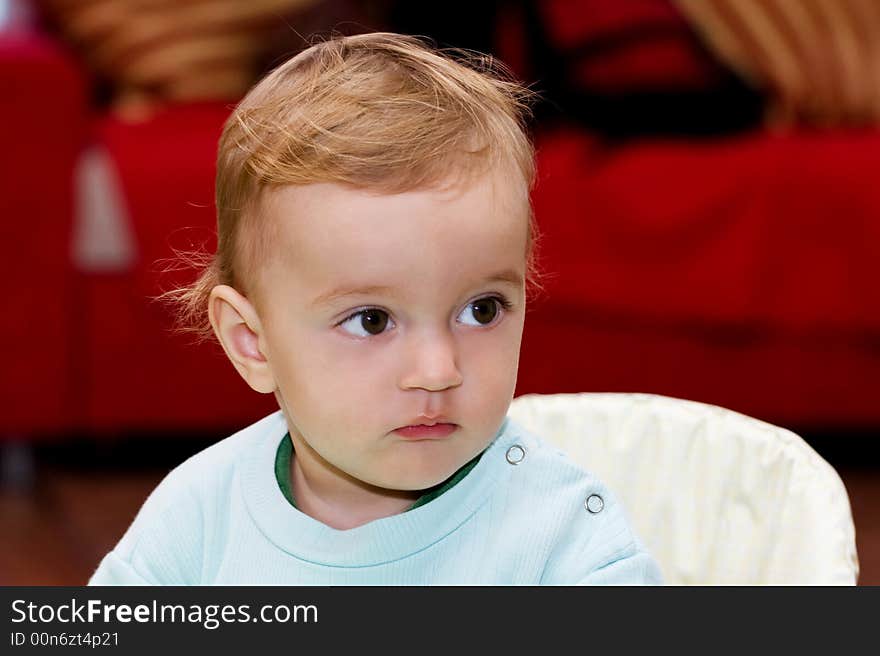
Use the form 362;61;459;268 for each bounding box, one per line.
157;32;544;343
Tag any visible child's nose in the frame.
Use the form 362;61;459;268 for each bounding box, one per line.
398;330;463;392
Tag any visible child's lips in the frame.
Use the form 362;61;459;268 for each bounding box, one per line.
393;423;458;439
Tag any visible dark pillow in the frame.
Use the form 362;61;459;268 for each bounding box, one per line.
496;0;765;137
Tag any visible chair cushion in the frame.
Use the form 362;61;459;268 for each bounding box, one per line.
508;392;859;584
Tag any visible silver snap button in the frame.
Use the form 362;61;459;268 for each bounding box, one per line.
505;445;525;465
585;494;604;514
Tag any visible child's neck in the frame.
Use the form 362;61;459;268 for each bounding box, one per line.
289;439;421;531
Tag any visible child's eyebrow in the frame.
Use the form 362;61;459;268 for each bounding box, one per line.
311;269;524;308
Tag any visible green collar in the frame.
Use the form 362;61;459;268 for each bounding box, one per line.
274;433;482;512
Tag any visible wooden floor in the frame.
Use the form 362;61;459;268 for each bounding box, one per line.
1;453;878;585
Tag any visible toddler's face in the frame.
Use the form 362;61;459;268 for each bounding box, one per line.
244;168;527;492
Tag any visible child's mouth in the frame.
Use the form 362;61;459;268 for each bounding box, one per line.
393;423;458;439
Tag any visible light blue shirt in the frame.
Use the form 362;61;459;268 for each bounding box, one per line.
89;411;663;585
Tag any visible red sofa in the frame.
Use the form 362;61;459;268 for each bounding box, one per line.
2;20;879;446
521;126;880;429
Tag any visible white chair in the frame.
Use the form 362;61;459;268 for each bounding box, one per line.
508;392;860;584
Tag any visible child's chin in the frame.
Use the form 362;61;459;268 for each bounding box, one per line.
395;468;460;492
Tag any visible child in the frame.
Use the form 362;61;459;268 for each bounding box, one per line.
89;32;663;585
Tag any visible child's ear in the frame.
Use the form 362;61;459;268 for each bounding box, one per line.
208;285;276;394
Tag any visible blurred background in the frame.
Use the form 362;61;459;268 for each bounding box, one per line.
1;0;878;584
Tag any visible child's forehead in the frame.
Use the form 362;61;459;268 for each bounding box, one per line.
257;171;528;296
266;164;524;212
264;170;526;249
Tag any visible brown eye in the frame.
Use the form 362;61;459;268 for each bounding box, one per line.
361;309;388;335
461;298;499;326
339;308;392;337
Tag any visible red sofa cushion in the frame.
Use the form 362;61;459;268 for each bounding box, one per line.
0;34;88;435
94;101;233;299
79;102;277;432
531;127;880;336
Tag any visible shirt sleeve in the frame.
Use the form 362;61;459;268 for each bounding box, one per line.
89;551;159;585
540;478;665;585
86;468;205;586
575;545;664;585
